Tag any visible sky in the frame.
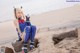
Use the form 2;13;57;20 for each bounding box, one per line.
0;0;80;22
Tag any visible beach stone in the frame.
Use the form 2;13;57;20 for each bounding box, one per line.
0;46;14;53
5;47;14;53
52;29;78;44
12;40;23;52
12;38;39;52
34;38;39;48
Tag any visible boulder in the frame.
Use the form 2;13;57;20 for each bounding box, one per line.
12;38;39;52
0;46;14;53
52;29;78;44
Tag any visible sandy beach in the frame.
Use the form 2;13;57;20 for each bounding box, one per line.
0;4;80;53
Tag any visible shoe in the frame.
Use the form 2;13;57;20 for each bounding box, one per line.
22;47;28;53
30;45;34;50
30;42;34;50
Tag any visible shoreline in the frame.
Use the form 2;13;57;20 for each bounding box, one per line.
0;19;80;46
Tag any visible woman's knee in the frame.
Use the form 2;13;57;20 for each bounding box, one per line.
31;25;37;30
25;26;31;32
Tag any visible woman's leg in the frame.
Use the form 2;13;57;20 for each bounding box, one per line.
30;26;36;42
22;26;31;53
24;26;31;43
30;25;36;49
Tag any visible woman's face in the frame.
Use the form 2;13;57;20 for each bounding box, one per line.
16;9;23;18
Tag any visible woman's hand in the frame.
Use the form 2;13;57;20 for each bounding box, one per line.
20;32;25;42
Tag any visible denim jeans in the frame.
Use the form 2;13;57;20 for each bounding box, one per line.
24;25;36;44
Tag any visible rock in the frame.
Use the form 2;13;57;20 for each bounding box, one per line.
0;46;14;53
55;38;78;49
5;47;14;53
12;40;23;52
12;38;39;52
34;38;39;48
52;29;78;44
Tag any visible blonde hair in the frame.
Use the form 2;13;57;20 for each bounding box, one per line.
14;7;25;19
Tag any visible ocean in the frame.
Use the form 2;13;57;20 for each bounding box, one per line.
0;0;80;23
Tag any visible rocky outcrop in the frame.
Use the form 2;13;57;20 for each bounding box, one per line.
31;28;80;53
52;28;80;53
52;29;78;44
1;28;80;53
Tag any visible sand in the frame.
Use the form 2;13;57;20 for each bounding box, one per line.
0;4;80;53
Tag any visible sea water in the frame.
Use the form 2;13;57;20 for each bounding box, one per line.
0;0;80;23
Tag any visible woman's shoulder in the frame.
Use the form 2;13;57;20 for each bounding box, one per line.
14;19;18;22
13;19;18;24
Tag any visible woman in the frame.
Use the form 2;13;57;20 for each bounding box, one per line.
13;7;36;53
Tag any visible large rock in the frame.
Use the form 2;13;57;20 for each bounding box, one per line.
12;40;23;52
0;46;14;53
52;29;78;44
12;38;39;52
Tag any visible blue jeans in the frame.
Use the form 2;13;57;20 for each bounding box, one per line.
24;25;36;44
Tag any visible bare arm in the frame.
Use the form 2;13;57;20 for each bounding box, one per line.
13;19;26;41
13;19;22;36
